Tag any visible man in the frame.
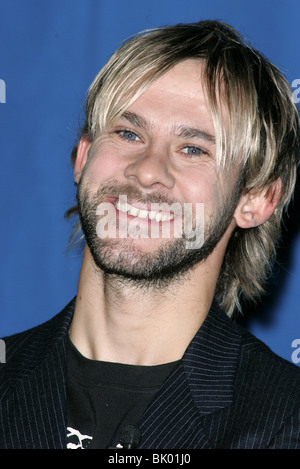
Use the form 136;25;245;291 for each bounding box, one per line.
1;20;300;449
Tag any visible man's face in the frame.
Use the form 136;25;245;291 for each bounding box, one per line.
76;60;241;285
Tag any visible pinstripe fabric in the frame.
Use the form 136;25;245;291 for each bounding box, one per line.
0;298;300;448
0;299;75;449
139;302;300;449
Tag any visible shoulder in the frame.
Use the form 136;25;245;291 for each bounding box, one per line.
237;322;300;381
0;298;75;380
214;303;300;408
209;310;300;448
233;322;300;433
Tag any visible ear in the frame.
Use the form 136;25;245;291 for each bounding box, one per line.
234;178;282;229
74;136;92;183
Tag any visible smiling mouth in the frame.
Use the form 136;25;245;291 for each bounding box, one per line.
114;199;175;222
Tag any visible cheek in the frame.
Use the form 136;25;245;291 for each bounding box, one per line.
179;173;220;207
83;147;125;187
177;173;224;229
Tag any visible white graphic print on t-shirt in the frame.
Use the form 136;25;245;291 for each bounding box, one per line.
67;426;93;449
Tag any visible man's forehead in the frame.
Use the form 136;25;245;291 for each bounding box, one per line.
144;59;207;98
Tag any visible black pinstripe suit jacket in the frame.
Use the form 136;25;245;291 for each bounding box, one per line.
1;297;300;449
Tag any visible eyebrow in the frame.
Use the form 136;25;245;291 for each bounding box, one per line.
175;125;215;144
120;111;215;145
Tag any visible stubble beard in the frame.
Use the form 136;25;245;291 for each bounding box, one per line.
76;180;240;290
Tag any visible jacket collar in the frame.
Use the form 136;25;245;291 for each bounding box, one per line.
138;301;242;448
183;300;241;414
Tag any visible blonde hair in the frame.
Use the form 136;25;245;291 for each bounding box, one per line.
66;20;300;315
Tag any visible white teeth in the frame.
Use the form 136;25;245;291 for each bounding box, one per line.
120;202;129;212
115;200;128;212
137;209;148;219
148;211;157;220
115;199;174;222
155;212;162;222
128;205;139;217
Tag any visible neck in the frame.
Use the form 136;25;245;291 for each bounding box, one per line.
69;245;222;366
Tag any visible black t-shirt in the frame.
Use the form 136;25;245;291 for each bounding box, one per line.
66;337;179;449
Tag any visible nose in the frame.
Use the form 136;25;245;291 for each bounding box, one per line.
124;145;175;190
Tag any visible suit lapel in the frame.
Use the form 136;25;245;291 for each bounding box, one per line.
139;362;212;449
0;300;75;449
184;301;241;414
138;302;241;449
6;340;68;448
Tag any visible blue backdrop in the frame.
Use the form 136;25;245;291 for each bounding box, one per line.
1;0;300;366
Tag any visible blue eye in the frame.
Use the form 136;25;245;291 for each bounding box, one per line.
119;130;140;141
183;146;203;155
